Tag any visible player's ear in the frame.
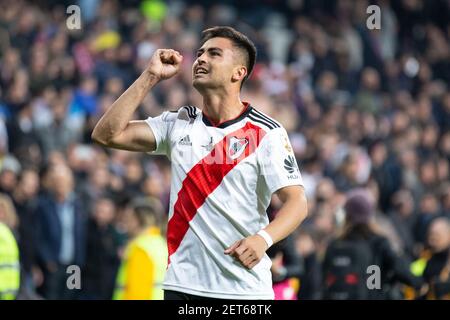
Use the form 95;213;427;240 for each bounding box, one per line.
231;65;247;83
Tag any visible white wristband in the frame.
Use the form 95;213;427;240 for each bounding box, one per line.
257;230;273;249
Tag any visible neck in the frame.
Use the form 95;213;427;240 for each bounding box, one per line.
201;89;245;125
134;225;153;237
55;192;71;203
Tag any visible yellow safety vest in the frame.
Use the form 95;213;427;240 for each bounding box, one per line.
411;256;429;277
0;222;20;300
416;251;450;300
113;227;167;300
405;250;450;300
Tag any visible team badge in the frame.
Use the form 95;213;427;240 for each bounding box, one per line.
228;137;249;160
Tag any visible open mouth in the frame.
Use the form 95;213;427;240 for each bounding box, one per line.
195;67;208;75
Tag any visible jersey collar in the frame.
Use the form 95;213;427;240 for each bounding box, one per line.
202;102;253;129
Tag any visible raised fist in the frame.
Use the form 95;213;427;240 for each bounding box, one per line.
147;49;183;81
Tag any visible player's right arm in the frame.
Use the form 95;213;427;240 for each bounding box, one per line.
91;49;183;152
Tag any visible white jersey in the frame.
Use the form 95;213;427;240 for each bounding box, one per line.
145;103;303;299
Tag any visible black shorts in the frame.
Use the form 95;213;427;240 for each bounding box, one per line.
164;290;222;301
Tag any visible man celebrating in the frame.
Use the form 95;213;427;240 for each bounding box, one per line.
92;26;307;300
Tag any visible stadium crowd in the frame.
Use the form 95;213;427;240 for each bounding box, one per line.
0;0;449;299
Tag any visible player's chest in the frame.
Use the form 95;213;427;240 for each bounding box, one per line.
170;124;259;173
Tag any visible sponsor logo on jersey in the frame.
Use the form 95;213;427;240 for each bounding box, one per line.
201;137;214;152
178;135;192;146
228;137;249;160
284;155;300;179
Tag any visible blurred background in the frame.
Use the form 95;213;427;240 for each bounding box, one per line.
0;0;449;300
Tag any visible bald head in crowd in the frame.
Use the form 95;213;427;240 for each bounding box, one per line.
46;165;74;202
427;217;450;253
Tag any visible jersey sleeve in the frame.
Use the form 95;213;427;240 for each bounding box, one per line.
258;127;304;195
144;111;178;156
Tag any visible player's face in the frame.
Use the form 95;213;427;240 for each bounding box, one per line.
192;37;243;91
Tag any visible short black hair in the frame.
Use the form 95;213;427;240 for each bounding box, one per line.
200;26;257;84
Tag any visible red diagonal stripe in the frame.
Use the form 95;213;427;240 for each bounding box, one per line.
167;122;266;263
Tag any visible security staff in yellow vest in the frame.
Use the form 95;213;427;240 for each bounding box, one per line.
410;217;450;299
0;193;20;300
113;197;167;300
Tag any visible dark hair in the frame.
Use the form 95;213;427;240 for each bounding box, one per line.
340;222;380;241
200;26;257;84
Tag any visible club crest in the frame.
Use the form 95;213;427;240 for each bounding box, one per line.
228;137;249;160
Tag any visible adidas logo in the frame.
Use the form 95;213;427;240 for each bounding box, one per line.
178;135;192;146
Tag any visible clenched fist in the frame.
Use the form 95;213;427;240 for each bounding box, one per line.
224;234;269;269
147;49;183;81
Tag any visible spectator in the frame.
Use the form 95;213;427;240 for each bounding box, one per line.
389;189;419;260
369;139;402;212
0;155;21;197
0;193;20;300
35;164;87;300
82;196;121;300
267;233;303;300
439;183;450;219
414;193;441;244
36;99;79;159
422;217;450;299
0;0;448;300
6;103;41;166
295;228;322;300
113;197;167;300
12;168;41;299
322;189;423;299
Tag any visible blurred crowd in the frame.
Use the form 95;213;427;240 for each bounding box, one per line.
0;0;449;299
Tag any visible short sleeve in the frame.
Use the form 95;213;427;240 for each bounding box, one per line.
258;127;304;195
144;111;178;156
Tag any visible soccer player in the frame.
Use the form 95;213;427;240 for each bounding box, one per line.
92;26;308;300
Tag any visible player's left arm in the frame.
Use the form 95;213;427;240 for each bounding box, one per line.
225;185;307;269
265;185;308;243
